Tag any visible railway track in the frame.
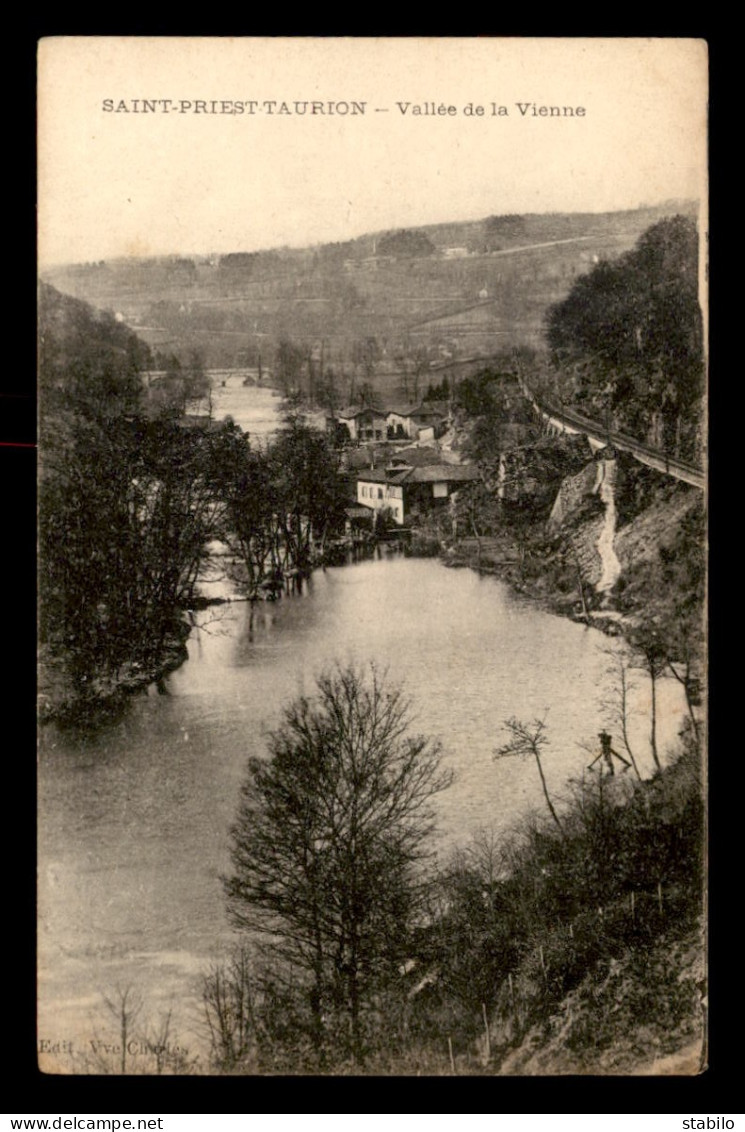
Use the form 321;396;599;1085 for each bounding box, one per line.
518;377;705;490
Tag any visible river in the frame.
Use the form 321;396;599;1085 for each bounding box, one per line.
204;374;288;440
37;382;689;1071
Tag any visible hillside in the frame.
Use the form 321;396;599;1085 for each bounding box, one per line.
42;202;697;393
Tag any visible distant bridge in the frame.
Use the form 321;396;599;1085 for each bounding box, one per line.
518;376;705;491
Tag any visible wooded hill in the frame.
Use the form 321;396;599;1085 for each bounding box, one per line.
42;202;698;379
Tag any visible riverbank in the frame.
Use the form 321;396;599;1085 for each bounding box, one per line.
441;534;629;634
390;469;706;1075
38;618;192;728
433;460;705;663
37;537;385;728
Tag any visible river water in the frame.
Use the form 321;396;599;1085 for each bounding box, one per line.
205;375;287;440
37;382;688;1070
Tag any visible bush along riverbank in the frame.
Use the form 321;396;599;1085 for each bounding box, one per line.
413;730;705;1077
37;616;192;728
38;536;387;729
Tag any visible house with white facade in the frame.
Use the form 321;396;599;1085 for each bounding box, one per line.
337;406;389;442
384;401;450;441
357;458;480;526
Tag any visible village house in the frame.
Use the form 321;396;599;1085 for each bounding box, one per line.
384;401;450;441
336;406;389;442
356;453;480;526
332;401;450;444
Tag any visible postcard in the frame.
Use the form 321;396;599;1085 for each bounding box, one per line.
37;36;708;1076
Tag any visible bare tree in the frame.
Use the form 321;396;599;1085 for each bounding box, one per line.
600;647;643;780
494;717;564;836
82;990;197;1075
665;633;702;744
101;984;143;1074
224;662;453;1064
138;1008;198;1075
629;628;668;773
202;946;259;1071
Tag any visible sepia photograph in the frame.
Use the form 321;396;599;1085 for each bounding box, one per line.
37;36;708;1076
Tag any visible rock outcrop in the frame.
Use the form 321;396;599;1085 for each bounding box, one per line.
547;447;621;597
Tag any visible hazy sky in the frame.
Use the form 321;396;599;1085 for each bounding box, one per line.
38;37;708;266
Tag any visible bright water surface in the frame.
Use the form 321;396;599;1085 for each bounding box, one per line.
206;376;286;441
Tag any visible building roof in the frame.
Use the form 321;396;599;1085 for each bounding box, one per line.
357;463;480;487
386;402;423;418
356;468;390;484
386;470;412;486
337;405;385;420
408;464;481;484
410;408;446;423
386;402;448;422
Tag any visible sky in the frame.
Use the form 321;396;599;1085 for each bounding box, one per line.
37;37;708;267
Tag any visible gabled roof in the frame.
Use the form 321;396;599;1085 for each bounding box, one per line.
409;406;447;422
387;470;412;485
385;402;449;421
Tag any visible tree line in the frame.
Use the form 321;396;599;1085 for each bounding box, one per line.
544;215;704;463
216;418;348;599
38;284;348;711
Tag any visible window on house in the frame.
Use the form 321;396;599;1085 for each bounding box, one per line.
378;488;383;499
